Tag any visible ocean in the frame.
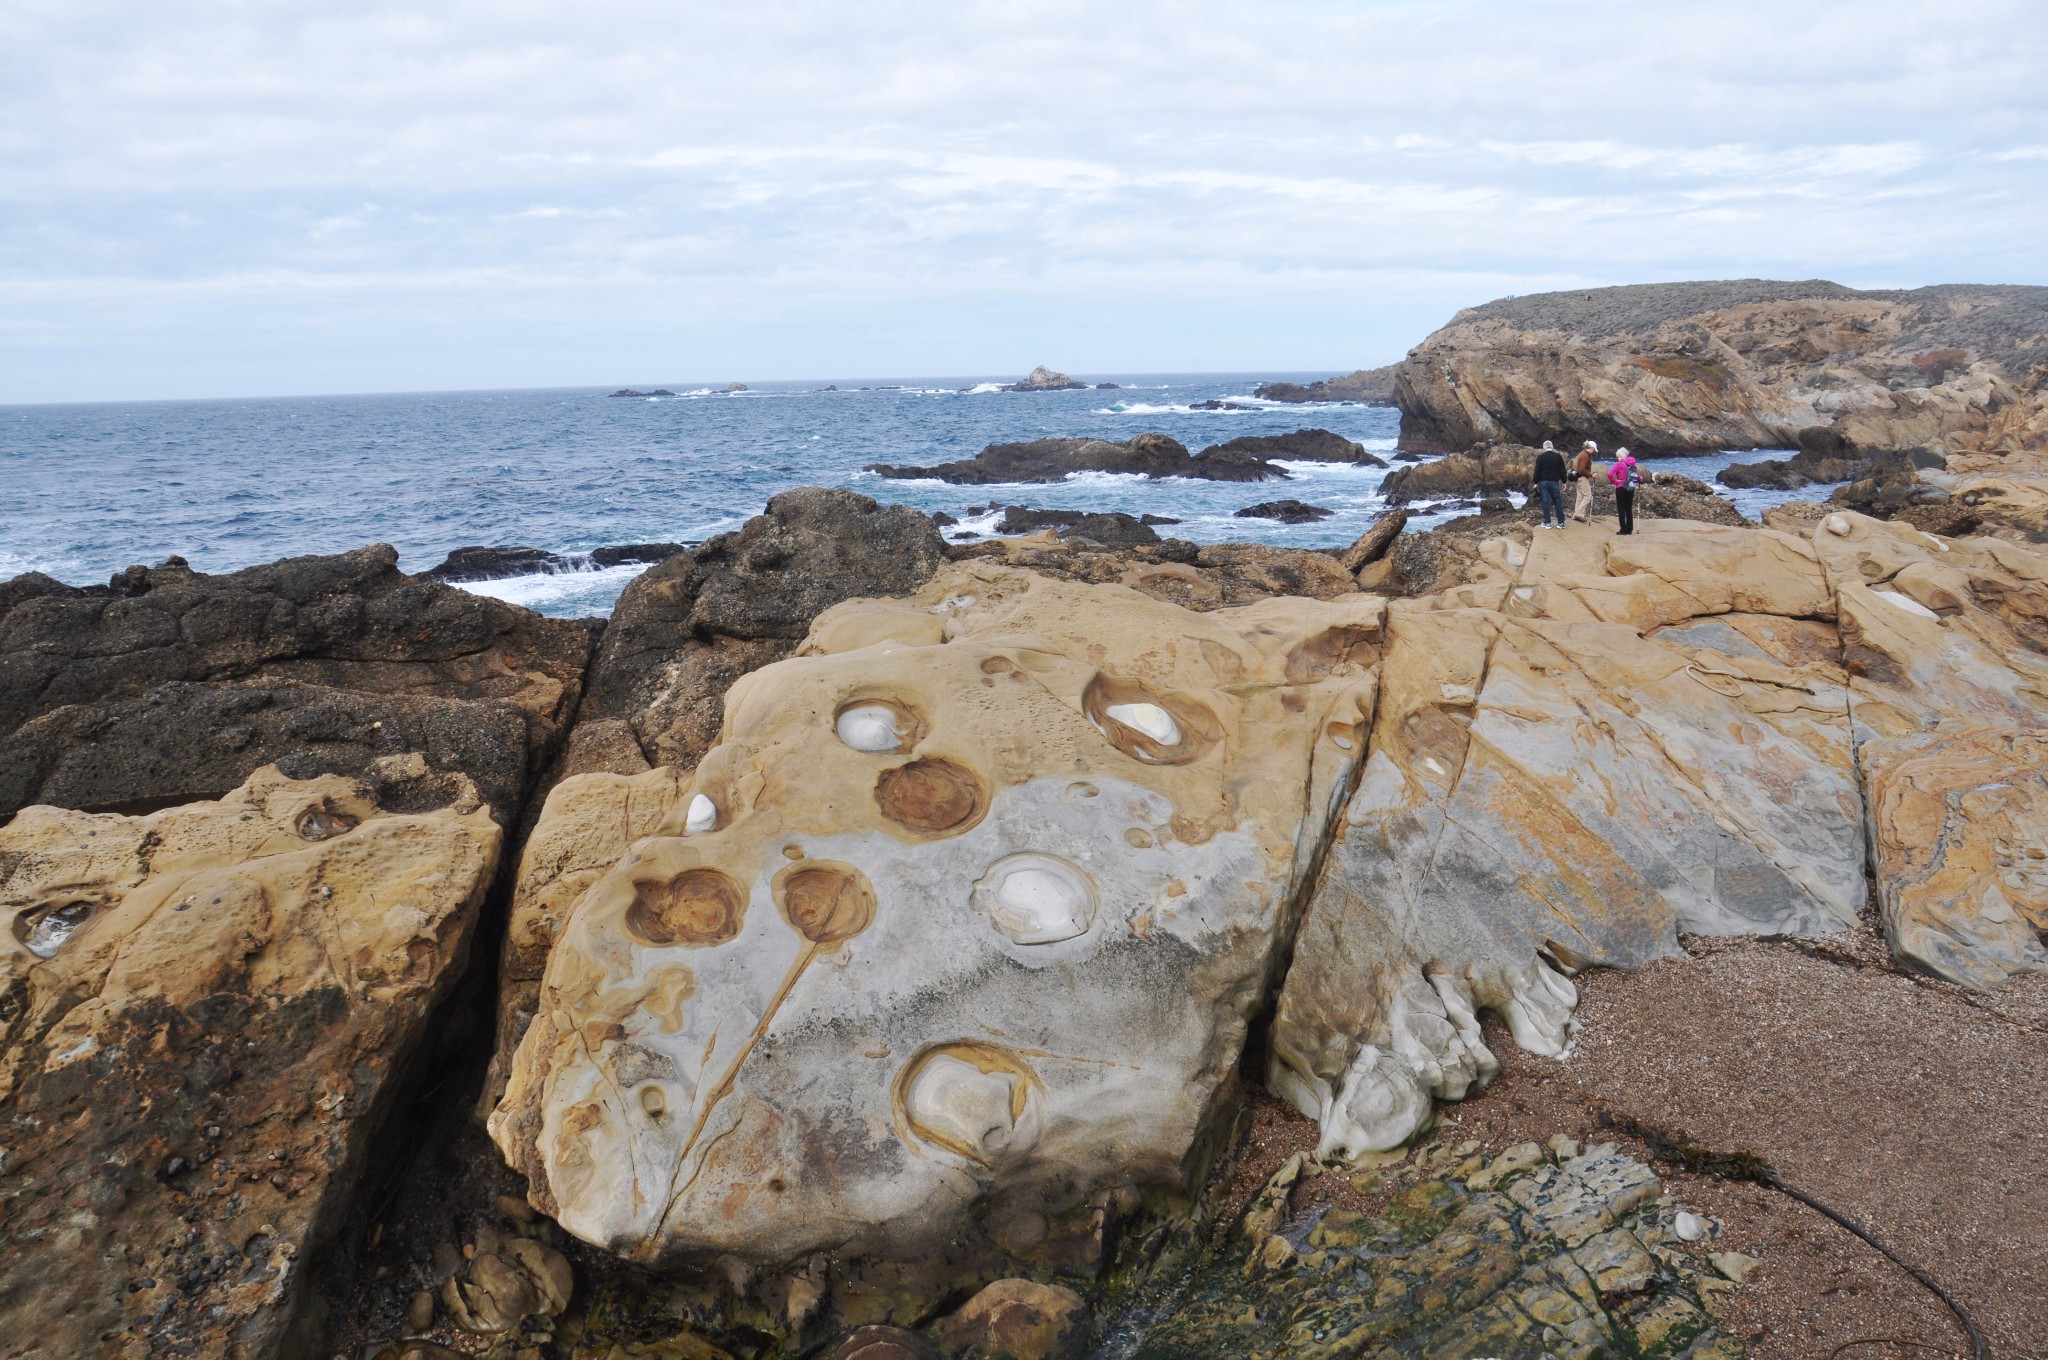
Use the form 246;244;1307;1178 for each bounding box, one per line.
1;375;1818;618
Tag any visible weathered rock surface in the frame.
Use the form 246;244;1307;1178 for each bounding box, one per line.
1378;443;1543;504
1253;364;1400;406
1198;428;1387;467
1006;366;1087;392
1390;279;2048;458
490;561;1383;1267
487;490;949;1107
0;546;594;824
866;433;1287;484
0;766;501;1359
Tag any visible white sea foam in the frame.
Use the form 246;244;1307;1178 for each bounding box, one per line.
964;382;1006;394
455;562;648;615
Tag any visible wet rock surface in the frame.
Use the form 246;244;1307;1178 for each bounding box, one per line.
422;543;691;583
0;767;500;1359
865;433;1287;484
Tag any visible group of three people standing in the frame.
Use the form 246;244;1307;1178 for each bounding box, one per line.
1531;439;1642;534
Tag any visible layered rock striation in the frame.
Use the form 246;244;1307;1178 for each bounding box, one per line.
1390;279;2048;459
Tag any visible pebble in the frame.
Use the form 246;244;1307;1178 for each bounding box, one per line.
1673;1210;1709;1242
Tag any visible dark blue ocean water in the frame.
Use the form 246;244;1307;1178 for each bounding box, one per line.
1;375;1806;617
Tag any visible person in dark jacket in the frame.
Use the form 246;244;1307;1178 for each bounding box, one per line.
1532;440;1567;528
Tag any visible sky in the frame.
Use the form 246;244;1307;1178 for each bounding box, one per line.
3;0;2045;403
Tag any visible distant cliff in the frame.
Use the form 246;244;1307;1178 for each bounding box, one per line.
1386;279;2048;457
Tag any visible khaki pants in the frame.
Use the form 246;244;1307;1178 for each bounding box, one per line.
1572;476;1592;522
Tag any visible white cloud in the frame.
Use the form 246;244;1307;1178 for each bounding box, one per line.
0;0;2043;399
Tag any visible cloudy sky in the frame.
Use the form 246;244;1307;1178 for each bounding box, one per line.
3;0;2044;402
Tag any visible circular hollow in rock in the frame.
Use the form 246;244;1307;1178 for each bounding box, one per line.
626;868;746;948
776;862;876;946
972;853;1098;945
295;803;359;841
895;1042;1039;1163
875;758;985;835
15;900;95;958
834;698;921;754
824;1327;933;1360
1082;673;1219;765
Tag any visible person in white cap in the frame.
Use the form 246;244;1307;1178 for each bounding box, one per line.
1571;440;1597;523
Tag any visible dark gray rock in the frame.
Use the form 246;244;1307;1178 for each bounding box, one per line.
1234;499;1334;524
564;488;949;778
1201;428;1387;467
868;433;1287;484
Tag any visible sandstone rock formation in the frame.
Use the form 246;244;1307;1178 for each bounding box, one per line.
488;499;2048;1301
0;546;594;825
1391;280;2048;459
865;433;1287;484
490;560;1383;1267
487;490;948;1107
1254;364;1400;406
0;766;500;1359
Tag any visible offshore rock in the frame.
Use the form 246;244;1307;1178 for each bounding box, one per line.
1234;499;1333;524
490;560;1382;1266
0;545;594;824
0;766;500;1359
1377;444;1543;504
865;433;1287;484
1007;366;1087;392
1198;428;1388;467
1391;279;2048;456
421;542;689;583
1253;364;1400;406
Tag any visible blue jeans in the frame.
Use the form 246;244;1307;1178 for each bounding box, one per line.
1536;480;1564;525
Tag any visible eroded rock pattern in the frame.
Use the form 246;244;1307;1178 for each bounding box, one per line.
0;767;500;1359
490;561;1382;1264
492;507;2048;1281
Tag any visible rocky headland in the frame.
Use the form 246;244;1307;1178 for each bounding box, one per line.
6;475;2047;1360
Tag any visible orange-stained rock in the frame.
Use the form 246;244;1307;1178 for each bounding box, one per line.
931;1278;1089;1360
1864;725;2048;988
0;767;500;1359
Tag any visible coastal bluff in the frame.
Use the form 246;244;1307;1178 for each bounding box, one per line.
6;485;2045;1358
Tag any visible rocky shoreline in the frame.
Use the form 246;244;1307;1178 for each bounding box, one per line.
6;279;2048;1360
5;477;2046;1359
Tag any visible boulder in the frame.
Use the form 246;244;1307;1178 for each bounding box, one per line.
1339;510;1408;575
1233;500;1333;524
987;507;1161;547
1378;444;1542;504
0;767;501;1358
866;433;1288;485
1006;366;1086;392
0;546;595;825
489;561;1383;1267
1198;429;1386;466
931;1279;1089;1360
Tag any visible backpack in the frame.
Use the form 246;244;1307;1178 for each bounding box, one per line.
1608;458;1640;489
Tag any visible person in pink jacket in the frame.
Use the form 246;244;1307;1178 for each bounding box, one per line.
1607;447;1641;535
